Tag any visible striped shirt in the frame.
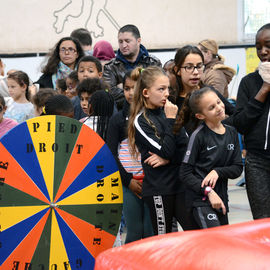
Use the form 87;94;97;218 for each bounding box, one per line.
118;138;144;177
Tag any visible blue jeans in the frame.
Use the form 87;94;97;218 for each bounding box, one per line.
123;186;154;244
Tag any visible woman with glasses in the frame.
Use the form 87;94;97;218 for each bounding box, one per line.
197;39;236;98
36;37;84;89
172;45;235;134
172;45;205;110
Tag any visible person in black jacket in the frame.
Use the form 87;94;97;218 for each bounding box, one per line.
36;37;84;89
233;23;270;220
103;24;161;110
128;66;189;235
107;71;153;243
180;87;243;229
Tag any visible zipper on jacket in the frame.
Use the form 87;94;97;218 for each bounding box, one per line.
264;105;270;150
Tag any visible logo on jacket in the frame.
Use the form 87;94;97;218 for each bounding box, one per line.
207;213;218;221
227;144;234;150
207;145;217;151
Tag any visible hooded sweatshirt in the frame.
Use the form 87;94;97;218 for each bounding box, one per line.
93;40;115;61
115;44;150;70
201;58;236;98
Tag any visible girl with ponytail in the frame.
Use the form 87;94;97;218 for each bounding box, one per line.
128;66;190;235
180;87;242;229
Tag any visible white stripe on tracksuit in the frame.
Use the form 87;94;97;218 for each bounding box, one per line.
134;111;162;150
153;195;166;234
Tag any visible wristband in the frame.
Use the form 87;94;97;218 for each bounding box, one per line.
202;186;212;201
204;186;212;196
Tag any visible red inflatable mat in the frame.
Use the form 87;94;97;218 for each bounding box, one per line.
95;218;270;270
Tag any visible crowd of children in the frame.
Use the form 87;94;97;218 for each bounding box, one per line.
0;23;269;245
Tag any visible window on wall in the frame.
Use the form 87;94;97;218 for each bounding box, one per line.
243;0;270;41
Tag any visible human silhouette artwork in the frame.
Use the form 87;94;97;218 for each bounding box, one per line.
53;0;120;38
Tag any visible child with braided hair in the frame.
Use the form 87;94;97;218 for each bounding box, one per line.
83;89;114;141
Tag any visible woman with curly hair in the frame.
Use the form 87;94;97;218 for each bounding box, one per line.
36;37;84;89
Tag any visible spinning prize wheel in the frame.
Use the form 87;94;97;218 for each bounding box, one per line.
0;116;123;270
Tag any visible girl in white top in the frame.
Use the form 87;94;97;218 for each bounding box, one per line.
5;71;34;123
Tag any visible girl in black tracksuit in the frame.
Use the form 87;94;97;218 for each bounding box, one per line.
180;87;243;229
128;66;188;235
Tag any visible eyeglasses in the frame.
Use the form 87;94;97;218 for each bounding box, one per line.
59;47;77;54
181;63;205;73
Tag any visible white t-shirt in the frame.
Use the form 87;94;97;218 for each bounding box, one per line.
4;98;35;123
81;116;95;130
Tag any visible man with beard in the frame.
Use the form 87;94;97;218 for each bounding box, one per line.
103;24;161;110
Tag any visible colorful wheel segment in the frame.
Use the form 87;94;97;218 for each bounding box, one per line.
0;115;123;270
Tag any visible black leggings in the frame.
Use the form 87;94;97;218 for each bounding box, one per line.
144;192;196;235
245;152;270;219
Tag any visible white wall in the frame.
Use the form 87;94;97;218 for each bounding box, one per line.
0;0;239;53
2;56;45;84
218;48;246;98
